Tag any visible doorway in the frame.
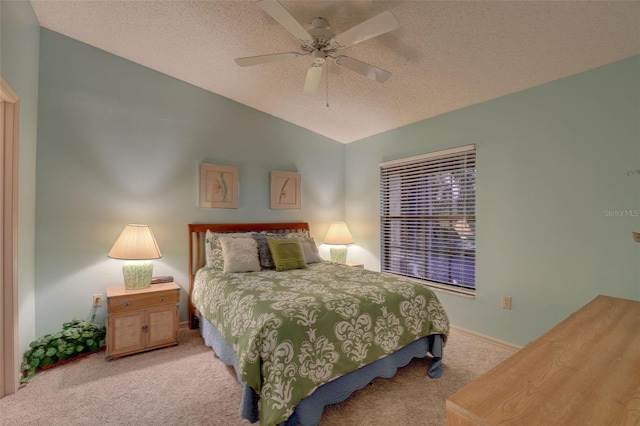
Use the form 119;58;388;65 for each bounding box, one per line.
1;76;20;397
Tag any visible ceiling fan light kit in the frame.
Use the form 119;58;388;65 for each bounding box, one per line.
235;0;400;96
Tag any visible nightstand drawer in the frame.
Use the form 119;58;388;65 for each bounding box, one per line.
108;289;178;313
106;283;180;314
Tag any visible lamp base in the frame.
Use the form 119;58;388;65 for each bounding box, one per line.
329;246;348;264
123;260;153;290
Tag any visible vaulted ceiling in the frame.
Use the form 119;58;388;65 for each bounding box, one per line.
30;0;640;143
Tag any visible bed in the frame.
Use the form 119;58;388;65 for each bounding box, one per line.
188;222;449;426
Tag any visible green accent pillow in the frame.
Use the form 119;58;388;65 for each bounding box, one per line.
267;237;307;271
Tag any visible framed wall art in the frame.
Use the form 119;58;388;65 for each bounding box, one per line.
200;163;238;208
270;171;301;210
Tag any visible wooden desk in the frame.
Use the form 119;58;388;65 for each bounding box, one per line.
446;295;640;425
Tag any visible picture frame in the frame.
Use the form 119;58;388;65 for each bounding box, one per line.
200;163;238;209
270;171;301;210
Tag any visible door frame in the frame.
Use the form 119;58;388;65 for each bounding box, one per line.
1;75;20;397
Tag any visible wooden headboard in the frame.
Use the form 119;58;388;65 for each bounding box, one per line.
187;222;310;329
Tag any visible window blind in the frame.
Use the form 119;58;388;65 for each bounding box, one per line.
380;145;476;291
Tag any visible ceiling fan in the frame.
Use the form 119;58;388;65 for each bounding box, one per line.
235;0;401;96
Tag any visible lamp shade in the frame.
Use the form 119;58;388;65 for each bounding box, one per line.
324;222;354;245
324;222;353;264
108;224;162;260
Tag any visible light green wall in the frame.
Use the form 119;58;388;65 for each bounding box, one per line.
35;29;344;336
26;22;640;346
1;0;40;362
345;56;640;346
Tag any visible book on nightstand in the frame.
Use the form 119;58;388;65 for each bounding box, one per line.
151;275;174;284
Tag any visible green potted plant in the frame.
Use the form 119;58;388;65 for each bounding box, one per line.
20;318;106;383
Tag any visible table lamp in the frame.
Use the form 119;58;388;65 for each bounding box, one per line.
108;224;162;290
324;222;354;264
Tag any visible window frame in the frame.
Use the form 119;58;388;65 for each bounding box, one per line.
379;144;476;295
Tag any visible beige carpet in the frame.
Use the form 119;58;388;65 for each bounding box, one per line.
0;327;516;426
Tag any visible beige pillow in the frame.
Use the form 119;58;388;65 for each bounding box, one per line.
205;230;253;270
300;236;323;263
219;236;261;273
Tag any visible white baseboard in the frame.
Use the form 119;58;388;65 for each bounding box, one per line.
450;325;522;351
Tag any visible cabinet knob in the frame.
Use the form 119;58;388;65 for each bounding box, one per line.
124;301;130;307
159;296;165;302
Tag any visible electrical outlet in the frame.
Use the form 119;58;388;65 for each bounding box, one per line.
502;296;512;310
93;294;103;307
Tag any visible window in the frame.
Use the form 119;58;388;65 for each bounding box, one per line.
380;145;476;293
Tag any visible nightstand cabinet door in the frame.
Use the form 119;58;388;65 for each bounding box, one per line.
108;311;146;355
147;305;179;347
106;282;180;360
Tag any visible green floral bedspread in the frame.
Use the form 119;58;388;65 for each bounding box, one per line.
192;262;449;426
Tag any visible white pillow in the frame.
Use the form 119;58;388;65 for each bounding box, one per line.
300;236;323;264
219;236;261;273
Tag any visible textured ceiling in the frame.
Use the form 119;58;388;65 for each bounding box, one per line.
30;0;640;143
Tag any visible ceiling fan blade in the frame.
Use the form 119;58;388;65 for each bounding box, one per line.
334;55;392;83
235;52;302;67
331;11;400;49
257;0;313;42
303;62;324;95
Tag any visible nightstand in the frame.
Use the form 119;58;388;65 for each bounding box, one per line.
105;282;180;360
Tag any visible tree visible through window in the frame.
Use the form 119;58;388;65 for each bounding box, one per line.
380;145;476;292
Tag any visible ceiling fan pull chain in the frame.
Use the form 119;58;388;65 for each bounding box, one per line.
326;62;330;108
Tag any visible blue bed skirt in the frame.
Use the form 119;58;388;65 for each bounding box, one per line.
200;317;444;426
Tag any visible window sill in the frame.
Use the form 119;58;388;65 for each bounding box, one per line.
385;274;476;298
425;281;475;298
